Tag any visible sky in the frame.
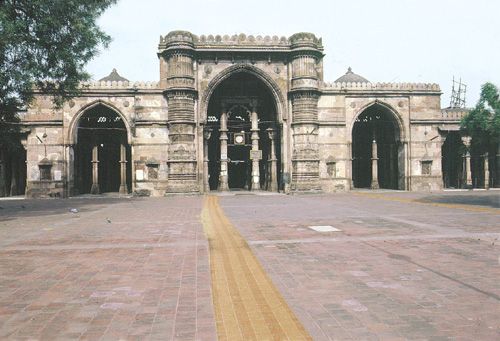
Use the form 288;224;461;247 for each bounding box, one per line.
86;0;500;107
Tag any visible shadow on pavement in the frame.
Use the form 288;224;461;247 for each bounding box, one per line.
417;194;500;208
0;197;140;222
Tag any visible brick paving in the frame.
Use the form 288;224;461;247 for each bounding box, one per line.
219;191;500;340
0;191;499;340
201;196;310;340
0;197;216;340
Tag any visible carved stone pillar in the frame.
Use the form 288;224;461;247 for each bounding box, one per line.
160;31;199;193
0;149;5;197
371;138;379;189
267;127;278;192
203;128;212;193
462;136;472;188
219;111;229;191
389;144;395;189
484;153;490;189
497;143;500;187
250;109;261;191
119;144;128;194
90;145;99;194
10;155;18;196
289;33;323;192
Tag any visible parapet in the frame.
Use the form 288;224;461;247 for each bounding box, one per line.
159;30;196;47
196;33;289;47
158;31;323;50
441;108;469;120
79;81;159;89
322;81;441;92
289;32;323;50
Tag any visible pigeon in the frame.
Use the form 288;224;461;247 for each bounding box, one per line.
106;218;112;223
69;208;79;213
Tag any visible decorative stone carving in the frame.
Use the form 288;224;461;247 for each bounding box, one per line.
204;65;212;77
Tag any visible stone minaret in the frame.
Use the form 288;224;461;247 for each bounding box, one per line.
159;31;199;193
289;33;323;191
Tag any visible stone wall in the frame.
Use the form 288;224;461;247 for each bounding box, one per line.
20;30;461;197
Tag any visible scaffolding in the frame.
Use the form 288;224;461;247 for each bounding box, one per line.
449;76;467;108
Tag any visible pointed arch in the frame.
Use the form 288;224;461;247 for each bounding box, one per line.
349;100;406;142
351;99;406;190
67;100;132;145
201;64;286;123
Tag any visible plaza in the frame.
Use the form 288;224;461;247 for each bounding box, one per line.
0;191;498;340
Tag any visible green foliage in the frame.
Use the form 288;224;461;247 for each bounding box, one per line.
461;82;500;151
0;0;117;149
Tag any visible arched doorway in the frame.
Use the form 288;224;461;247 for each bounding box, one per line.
205;72;281;191
352;103;403;189
74;104;131;194
441;132;464;188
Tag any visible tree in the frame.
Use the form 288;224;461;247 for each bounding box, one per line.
461;82;500;187
461;82;500;151
0;0;117;195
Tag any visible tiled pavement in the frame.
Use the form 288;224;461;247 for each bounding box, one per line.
0;190;499;340
201;196;310;340
219;191;500;340
0;197;217;340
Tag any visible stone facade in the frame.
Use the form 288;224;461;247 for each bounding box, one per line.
20;31;467;197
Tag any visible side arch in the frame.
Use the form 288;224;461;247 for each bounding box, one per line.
349;100;407;143
67;100;133;145
200;64;286;123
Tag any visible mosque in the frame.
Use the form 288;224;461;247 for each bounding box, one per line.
16;31;480;197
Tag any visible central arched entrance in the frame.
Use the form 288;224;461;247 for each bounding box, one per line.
74;104;131;194
352;103;403;189
205;72;281;192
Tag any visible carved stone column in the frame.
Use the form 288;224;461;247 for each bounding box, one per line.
403;141;410;190
462;136;472;188
389;144;395;189
119;144;128;194
10;155;18;196
90;145;99;194
497;143;500;187
219;111;229;191
0;149;5;197
484;153;490;189
203;128;212;193
289;33;323;192
250;108;261;191
159;31;199;193
347;142;353;190
371;138;379;189
267;127;278;192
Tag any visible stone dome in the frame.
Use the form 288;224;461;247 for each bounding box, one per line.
335;67;369;83
99;69;129;82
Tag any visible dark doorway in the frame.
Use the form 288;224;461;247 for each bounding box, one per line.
441;132;464;188
470;143;497;188
74;105;131;194
0;146;26;197
352;104;401;189
206;72;281;191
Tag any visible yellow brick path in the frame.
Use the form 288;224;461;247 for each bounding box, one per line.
201;196;312;341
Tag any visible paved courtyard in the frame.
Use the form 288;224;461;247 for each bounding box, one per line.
0;190;499;340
